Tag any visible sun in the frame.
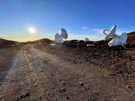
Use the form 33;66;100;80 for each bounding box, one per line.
28;26;37;34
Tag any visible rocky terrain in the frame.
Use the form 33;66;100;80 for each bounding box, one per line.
0;38;135;101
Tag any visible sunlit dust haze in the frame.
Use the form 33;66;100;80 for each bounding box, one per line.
0;34;53;42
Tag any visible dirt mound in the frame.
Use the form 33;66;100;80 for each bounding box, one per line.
32;39;135;80
0;38;18;48
38;38;54;44
62;40;135;80
63;39;111;48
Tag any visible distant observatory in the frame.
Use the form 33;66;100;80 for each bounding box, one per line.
55;28;68;43
84;37;90;42
103;25;127;47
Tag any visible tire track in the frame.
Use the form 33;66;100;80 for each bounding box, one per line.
0;44;134;101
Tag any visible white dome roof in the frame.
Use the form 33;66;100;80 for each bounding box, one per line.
85;37;89;42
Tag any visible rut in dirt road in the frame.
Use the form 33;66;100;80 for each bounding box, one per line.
0;44;134;101
0;44;88;101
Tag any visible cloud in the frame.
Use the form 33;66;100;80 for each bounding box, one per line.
91;28;103;34
117;29;134;35
0;34;9;38
69;33;104;41
81;26;89;30
88;28;105;39
68;27;106;41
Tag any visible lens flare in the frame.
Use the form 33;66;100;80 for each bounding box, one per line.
28;27;37;34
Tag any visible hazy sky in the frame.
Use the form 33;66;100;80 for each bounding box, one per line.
0;0;135;41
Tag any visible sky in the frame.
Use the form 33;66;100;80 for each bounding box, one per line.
0;0;135;42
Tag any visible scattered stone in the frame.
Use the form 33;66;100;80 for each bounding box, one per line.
60;88;66;93
66;96;69;100
33;81;38;87
131;56;135;61
61;81;66;86
73;60;77;64
79;82;84;86
16;92;30;101
128;56;132;61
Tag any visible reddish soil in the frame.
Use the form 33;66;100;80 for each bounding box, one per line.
1;39;135;101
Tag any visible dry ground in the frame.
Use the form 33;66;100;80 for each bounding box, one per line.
0;41;135;101
0;46;20;83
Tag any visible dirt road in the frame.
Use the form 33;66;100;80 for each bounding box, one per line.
0;44;135;101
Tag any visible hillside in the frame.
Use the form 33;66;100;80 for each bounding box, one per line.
0;38;18;48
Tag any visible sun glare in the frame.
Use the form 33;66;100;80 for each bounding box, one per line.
28;27;37;34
